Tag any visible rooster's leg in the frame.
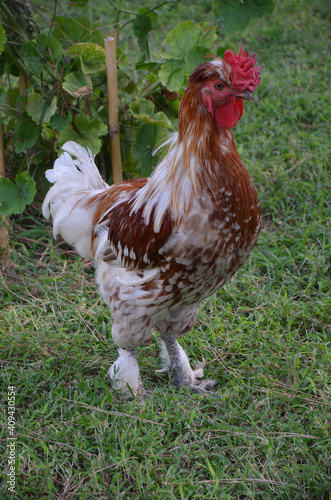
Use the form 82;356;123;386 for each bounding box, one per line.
159;337;217;395
108;348;143;395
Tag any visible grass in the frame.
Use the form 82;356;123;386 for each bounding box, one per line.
1;0;331;498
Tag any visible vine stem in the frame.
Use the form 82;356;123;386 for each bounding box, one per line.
4;46;34;85
120;1;169;28
0;3;30;42
48;0;58;36
140;78;161;99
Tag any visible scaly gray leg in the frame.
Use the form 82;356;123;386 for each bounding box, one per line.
160;336;220;397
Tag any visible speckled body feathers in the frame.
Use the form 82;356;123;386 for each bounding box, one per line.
43;53;263;393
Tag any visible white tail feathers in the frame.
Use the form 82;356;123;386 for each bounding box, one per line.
42;141;110;259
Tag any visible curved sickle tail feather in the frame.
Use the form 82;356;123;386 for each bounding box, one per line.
42;141;110;260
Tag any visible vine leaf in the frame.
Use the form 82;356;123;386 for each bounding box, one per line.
0;172;36;217
214;0;275;33
129;99;173;129
159;22;217;91
162;21;217;60
135;61;159;71
26;92;57;124
68;42;106;74
132;123;164;177
129;98;155;121
50;115;67;131
14;120;39;153
62;72;92;96
0;84;6;104
151;112;173;129
19;35;62;76
36;34;63;60
58;113;107;155
159;59;186;92
132;8;158;61
20;41;44;75
52;16;104;45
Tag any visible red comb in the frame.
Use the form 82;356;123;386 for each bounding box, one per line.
224;45;263;93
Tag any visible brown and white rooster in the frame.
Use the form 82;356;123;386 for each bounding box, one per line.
43;47;263;396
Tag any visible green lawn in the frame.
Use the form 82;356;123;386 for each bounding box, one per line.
1;0;330;498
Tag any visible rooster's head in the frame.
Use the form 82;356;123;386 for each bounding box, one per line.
190;46;263;129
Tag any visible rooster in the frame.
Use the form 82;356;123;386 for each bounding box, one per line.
43;47;263;396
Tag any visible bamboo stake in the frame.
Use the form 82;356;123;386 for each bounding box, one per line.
0;122;8;252
104;31;123;184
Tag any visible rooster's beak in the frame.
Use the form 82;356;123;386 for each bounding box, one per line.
231;89;254;103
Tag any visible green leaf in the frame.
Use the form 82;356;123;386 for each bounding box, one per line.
68;42;106;74
185;46;214;74
215;45;227;58
26;92;57;125
4;87;19;113
162;22;217;60
214;0;275;33
0;21;7;56
0;172;36;217
129;100;173;129
62;71;92;97
14;120;39;153
135;61;159;72
137;7;158;27
159;59;186;92
50;114;67;131
75;113;107;137
132;15;151;61
0;84;6;105
53;16;104;45
36;34;63;60
20;42;44;75
129;98;155;121
132;10;157;61
58;113;107;155
160;23;217;90
152;112;173;129
132;123;164;177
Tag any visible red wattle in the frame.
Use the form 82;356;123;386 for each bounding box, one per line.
214;98;244;129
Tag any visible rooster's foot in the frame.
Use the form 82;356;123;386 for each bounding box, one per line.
159;337;221;398
108;348;143;396
171;365;220;397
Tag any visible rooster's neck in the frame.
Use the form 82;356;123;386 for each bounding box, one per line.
176;88;244;203
132;88;256;234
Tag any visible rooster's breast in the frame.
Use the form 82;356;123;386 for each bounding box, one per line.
157;189;261;306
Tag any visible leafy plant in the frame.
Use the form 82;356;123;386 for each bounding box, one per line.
0;171;36;217
0;0;275;220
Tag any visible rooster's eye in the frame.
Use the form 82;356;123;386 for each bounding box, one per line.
215;83;224;91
